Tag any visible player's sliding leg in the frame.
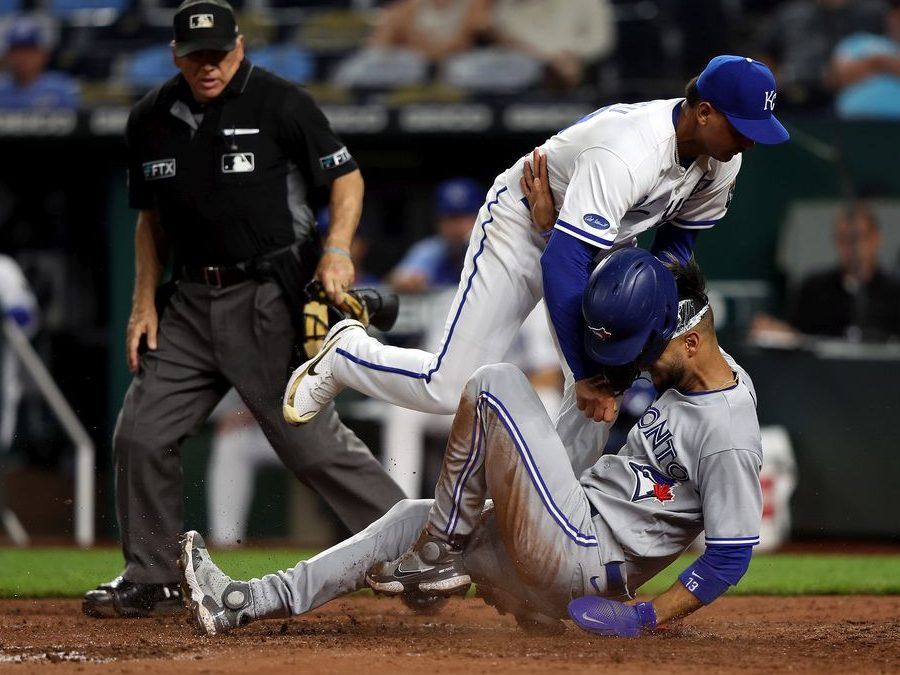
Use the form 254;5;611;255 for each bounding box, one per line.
283;185;544;422
367;363;615;613
179;499;432;635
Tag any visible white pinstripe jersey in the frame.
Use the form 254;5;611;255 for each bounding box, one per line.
503;98;742;249
581;352;763;590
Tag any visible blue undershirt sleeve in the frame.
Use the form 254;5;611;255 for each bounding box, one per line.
678;544;753;605
541;230;600;381
649;222;700;267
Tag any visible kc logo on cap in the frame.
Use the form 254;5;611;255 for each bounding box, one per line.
696;55;790;145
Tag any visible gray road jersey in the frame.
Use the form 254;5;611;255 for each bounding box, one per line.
581;351;763;590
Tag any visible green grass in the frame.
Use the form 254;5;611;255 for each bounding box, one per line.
637;554;900;595
0;548;897;598
0;547;317;598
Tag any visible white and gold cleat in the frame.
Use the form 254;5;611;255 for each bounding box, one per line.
282;319;365;425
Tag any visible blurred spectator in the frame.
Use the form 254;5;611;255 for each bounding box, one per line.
483;0;616;89
333;0;490;89
831;0;900;119
0;16;79;110
752;0;887;107
206;389;280;548
370;0;491;64
0;254;37;451
0;254;37;546
752;203;900;342
388;177;482;293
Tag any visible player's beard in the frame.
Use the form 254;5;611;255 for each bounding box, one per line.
649;358;687;394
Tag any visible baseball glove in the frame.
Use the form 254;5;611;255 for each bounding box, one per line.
302;282;399;358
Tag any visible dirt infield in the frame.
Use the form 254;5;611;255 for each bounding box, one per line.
1;596;898;674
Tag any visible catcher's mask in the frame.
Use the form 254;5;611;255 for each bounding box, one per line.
582;248;678;368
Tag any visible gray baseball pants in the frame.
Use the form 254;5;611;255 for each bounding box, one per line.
114;279;405;583
249;363;622;620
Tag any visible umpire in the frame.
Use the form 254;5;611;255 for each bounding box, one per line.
83;0;405;618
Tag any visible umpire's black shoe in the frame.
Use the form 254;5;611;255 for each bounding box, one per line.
82;576;184;618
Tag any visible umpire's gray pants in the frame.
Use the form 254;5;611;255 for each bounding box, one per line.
114;279;405;583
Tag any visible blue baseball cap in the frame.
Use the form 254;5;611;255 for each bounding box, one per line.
434;178;483;217
696;55;789;145
6;18;44;50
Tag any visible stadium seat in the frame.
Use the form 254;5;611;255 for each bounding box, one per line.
118;44;175;92
45;0;131;25
442;48;542;94
293;9;370;53
0;0;23;13
249;44;314;83
332;48;428;90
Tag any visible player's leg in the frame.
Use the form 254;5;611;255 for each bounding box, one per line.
381;404;430;498
220;280;405;533
85;285;229;617
179;499;432;635
206;421;272;547
367;363;607;610
285;186;544;417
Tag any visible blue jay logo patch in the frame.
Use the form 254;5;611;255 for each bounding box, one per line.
629;462;677;504
588;325;612;341
583;213;610;230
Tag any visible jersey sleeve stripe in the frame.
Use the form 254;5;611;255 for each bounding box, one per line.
673;217;718;229
705;536;761;546
554;220;614;248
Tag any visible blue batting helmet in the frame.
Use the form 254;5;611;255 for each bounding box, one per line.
582;248;679;367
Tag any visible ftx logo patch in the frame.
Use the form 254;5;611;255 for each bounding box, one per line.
143;158;175;181
319;146;351;170
222;152;255;173
629;461;677;504
189;14;214;28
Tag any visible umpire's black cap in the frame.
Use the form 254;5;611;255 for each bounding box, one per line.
172;0;238;58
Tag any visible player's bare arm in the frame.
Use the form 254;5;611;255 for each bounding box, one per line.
650;579;704;624
127;208;168;373
317;168;363;305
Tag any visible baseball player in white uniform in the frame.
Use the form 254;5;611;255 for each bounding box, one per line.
0;255;38;451
180;252;763;638
282;55;789;445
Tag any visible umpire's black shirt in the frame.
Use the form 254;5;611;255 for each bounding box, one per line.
126;60;358;267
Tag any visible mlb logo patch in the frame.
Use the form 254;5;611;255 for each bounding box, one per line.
222;152;255;173
189;14;214;28
143;158;176;181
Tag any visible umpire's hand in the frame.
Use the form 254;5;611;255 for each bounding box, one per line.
126;302;158;373
316;249;356;306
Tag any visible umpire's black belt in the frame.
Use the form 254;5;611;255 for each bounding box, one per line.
180;238;316;289
180;264;251;288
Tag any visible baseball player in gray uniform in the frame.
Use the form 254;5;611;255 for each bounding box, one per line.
180;251;762;637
